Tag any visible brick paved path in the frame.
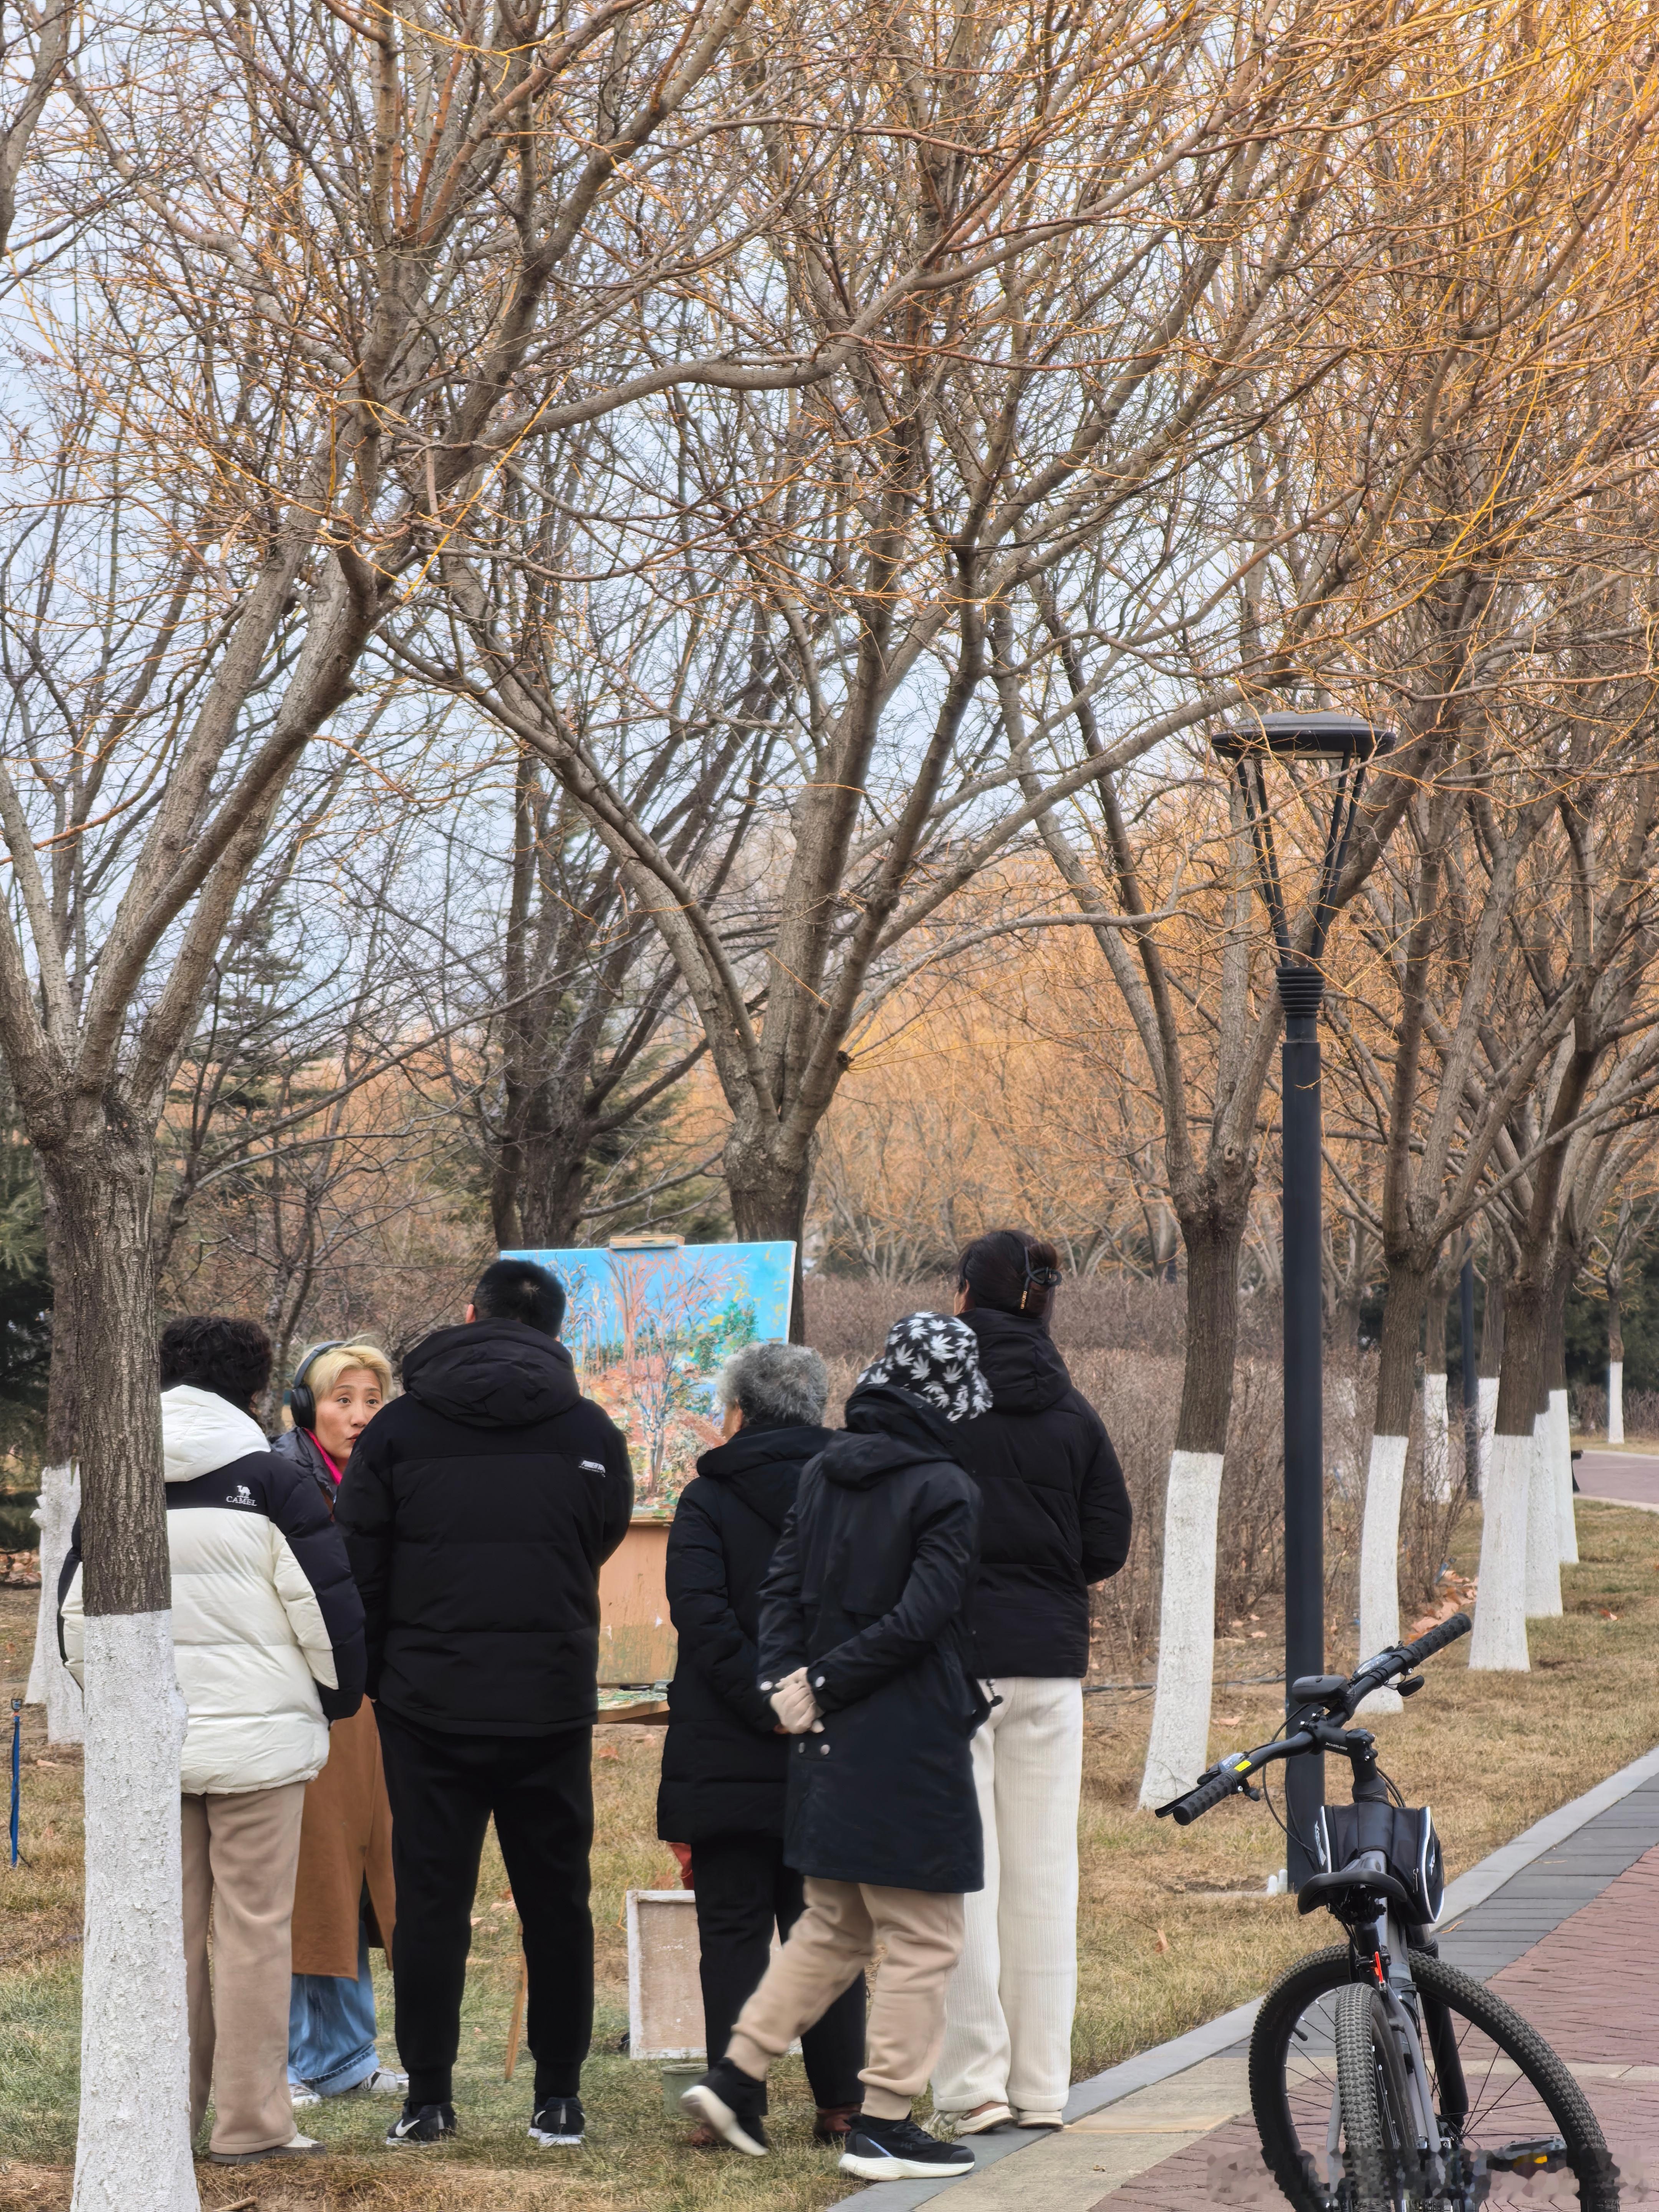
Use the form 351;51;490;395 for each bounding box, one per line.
1102;1843;1659;2209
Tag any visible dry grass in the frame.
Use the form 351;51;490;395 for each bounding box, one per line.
5;1498;1659;2211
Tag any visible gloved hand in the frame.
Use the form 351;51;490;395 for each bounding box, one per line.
767;1667;823;1735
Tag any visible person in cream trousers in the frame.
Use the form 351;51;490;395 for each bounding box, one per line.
60;1316;365;2166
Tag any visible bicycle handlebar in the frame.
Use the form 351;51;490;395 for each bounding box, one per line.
1154;1610;1473;1827
1344;1611;1472;1705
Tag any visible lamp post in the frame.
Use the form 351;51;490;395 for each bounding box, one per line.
1214;710;1392;1887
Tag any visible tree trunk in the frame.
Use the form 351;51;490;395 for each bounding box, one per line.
1545;1273;1577;1566
37;1136;197;2212
1524;1359;1562;1618
1421;1284;1451;1503
1470;1275;1541;1672
724;1128;813;1344
1475;1268;1505;1500
1139;1206;1245;1807
1356;1257;1433;1713
1606;1262;1624;1444
26;1192;84;1740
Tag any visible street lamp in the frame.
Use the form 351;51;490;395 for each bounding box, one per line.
1213;710;1392;1887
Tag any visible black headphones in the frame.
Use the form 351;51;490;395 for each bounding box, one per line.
286;1342;345;1432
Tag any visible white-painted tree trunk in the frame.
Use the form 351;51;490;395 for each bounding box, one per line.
1421;1373;1451;1503
1608;1358;1624;1446
1475;1376;1498;1497
1523;1412;1562;1618
23;1460;83;1743
1139;1449;1226;1807
1549;1387;1577;1566
72;1611;199;2212
1355;1433;1406;1714
1469;1431;1531;1671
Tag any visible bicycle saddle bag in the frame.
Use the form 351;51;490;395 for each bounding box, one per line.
1313;1801;1444;1924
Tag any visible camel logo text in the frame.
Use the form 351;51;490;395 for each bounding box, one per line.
228;1483;255;1506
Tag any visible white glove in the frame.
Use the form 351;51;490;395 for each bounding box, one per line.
767;1666;823;1734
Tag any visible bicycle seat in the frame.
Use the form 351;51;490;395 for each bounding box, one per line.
1296;1866;1412;1918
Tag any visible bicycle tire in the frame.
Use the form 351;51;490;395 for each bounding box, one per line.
1250;1944;1618;2212
1333;1983;1422;2212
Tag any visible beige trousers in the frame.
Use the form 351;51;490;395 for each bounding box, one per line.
181;1781;308;2153
727;1878;964;2120
933;1676;1083;2118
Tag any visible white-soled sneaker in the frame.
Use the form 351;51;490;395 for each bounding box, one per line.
289;2083;322;2108
356;2066;409;2097
209;2133;324;2164
1014;2108;1065;2129
839;2115;975;2180
528;2095;585;2146
942;2100;1013;2136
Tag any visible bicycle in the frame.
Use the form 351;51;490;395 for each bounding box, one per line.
1156;1611;1618;2211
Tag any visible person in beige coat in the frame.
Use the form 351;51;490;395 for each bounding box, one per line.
273;1342;404;2104
60;1317;365;2166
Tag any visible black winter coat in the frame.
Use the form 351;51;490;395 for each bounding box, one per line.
954;1306;1132;1677
336;1319;633;1735
758;1384;986;1894
272;1423;341;1515
655;1421;834;1844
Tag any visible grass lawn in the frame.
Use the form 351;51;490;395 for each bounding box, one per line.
4;1498;1659;2211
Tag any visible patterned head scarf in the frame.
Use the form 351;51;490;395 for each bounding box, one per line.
855;1312;993;1424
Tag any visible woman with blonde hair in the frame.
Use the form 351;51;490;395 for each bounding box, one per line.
273;1341;405;2105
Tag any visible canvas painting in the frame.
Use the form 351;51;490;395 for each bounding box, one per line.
500;1241;795;1510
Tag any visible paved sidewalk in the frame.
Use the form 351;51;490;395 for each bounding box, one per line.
830;1747;1659;2209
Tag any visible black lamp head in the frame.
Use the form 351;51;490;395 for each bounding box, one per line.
1214;711;1394;765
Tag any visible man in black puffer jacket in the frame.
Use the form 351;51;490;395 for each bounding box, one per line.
932;1230;1132;2139
336;1260;632;2153
683;1314;990;2187
657;1341;864;2147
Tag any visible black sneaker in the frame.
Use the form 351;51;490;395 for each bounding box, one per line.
528;2096;584;2147
386;2100;457;2147
839;2113;976;2180
680;2056;770;2156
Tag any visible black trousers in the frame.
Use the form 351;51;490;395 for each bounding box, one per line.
692;1833;866;2112
376;1705;593;2107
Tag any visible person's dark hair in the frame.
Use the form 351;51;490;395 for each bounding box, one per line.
159;1315;273;1409
957;1229;1064;1322
472;1257;566;1337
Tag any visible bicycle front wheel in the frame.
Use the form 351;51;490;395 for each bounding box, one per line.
1250;1945;1618;2212
1333;1982;1426;2212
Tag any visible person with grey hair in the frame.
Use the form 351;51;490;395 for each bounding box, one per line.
657;1339;866;2149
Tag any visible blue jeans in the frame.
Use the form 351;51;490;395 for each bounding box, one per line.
289;1925;380;2095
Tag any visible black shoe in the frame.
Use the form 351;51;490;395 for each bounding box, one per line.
386;2100;457;2147
680;2056;770;2156
528;2096;584;2147
838;2114;976;2180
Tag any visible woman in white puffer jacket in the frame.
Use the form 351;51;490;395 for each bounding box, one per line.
60;1316;364;2168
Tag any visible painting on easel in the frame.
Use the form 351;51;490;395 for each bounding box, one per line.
500;1239;795;1511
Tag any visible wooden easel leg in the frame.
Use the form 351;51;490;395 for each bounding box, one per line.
504;1951;529;2081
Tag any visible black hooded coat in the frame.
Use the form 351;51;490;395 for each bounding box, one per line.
655;1421;834;1844
336;1318;633;1734
757;1384;986;1894
954;1306;1132;1677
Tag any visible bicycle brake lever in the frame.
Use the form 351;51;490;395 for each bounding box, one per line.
1398;1677;1424;1697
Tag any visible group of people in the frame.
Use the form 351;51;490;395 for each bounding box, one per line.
52;1227;1129;2185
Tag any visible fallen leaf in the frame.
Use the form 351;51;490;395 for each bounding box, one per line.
1154;1928;1169;1954
1214;1714;1243;1727
596;1743;621;1761
1249;1631;1267;1639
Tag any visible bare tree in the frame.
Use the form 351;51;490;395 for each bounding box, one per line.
0;0;812;2195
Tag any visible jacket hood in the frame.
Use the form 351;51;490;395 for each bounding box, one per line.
161;1384;268;1484
401;1318;581;1430
815;1382;965;1489
964;1305;1071;1415
695;1422;834;1532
